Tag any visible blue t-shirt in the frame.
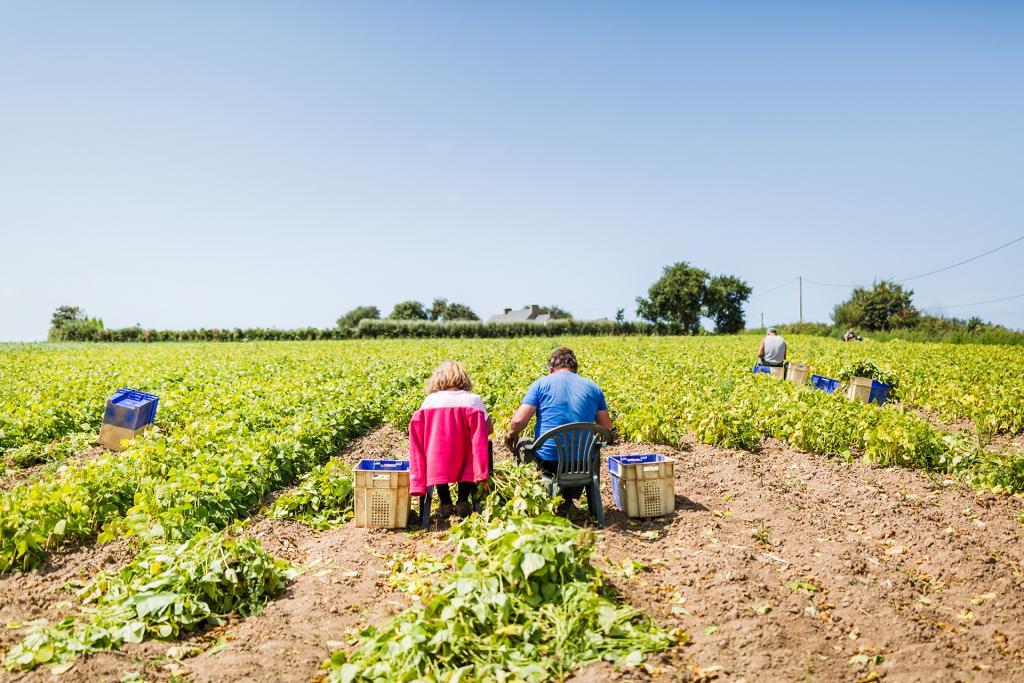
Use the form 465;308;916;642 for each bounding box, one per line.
523;371;608;461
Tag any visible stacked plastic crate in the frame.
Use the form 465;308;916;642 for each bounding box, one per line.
98;388;159;451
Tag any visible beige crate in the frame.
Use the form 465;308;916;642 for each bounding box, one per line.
98;423;151;452
768;366;786;379
611;456;676;518
787;363;811;385
354;468;410;529
846;376;873;404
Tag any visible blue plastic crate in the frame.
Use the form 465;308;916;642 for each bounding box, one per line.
102;388;159;430
810;374;840;394
608;454;671;512
752;365;773;375
355;459;410;472
868;381;893;406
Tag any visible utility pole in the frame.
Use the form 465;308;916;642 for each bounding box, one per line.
761;312;764;330
799;276;803;324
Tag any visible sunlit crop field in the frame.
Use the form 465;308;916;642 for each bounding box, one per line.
3;337;1024;567
2;336;1023;680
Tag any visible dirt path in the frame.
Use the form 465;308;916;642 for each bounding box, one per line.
0;538;137;665
4;427;1024;682
591;437;1024;682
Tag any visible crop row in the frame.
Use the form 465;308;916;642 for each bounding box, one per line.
2;336;1022;576
0;343;442;572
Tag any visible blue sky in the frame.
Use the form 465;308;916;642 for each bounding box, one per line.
1;1;1022;341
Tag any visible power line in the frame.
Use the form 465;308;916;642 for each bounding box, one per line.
749;235;1024;323
933;291;1024;310
896;234;1024;283
750;277;799;299
769;234;1024;296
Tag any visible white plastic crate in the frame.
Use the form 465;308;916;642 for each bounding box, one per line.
608;454;676;518
353;459;410;528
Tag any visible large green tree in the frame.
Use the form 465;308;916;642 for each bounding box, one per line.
635;262;710;333
50;305;86;328
704;275;753;334
636;263;751;334
388;300;429;321
832;280;919;331
48;305;103;342
336;305;380;330
429;298;480;322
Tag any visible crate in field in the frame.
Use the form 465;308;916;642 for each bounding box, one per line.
810;374;840;394
787;363;810;385
846;377;894;406
103;388;159;430
608;454;675;518
354;459;410;528
98;388;159;451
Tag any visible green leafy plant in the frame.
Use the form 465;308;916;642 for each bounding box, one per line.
324;463;680;682
837;361;898;391
786;578;823;593
268;459;355;529
5;526;295;673
327;514;679;682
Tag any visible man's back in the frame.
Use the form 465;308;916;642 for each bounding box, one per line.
523;371;607;461
762;335;786;365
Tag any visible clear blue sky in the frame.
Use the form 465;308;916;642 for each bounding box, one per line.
2;1;1022;341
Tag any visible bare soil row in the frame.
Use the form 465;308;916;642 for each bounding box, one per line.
3;426;1023;682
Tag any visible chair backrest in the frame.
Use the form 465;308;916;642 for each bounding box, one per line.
532;422;611;483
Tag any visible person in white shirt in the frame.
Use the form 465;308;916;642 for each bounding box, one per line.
757;328;787;367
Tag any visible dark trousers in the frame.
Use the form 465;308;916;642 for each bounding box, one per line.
437;482;476;505
536;458;584;502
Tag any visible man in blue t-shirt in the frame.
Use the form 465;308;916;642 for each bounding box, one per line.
505;347;612;507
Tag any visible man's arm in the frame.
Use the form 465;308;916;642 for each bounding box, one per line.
757;338;766;358
596;410;612;431
505;403;537;451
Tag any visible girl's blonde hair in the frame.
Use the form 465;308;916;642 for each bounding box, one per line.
426;360;473;394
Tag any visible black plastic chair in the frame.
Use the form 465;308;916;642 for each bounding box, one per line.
419;440;493;528
515;422;611;527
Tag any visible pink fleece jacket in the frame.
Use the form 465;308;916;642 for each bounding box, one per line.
408;390;490;497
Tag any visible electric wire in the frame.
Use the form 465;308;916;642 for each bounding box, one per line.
749;277;799;299
896;234;1024;283
761;234;1024;312
931;291;1024;310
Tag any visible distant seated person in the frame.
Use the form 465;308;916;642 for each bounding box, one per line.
843;328;863;342
756;327;787;367
409;360;493;519
504;347;612;514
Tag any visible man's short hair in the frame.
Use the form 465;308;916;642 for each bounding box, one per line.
767;327;777;334
548;347;578;372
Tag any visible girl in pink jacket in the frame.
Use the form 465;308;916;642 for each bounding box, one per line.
409;360;492;518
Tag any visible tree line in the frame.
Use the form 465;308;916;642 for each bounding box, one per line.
335;300;573;330
45;260;756;341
